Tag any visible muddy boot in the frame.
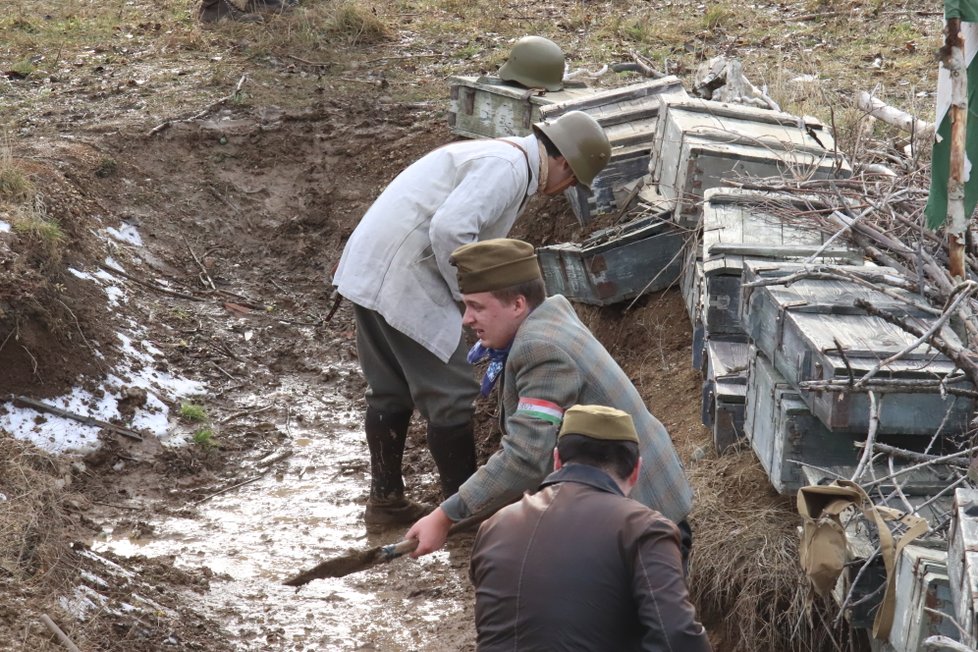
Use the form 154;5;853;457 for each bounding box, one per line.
244;0;298;13
426;422;477;498
363;407;428;529
198;0;263;23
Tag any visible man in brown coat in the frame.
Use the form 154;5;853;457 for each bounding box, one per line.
469;404;711;652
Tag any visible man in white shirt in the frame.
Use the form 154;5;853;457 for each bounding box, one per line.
332;110;611;529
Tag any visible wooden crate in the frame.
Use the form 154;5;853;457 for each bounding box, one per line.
538;209;685;306
748;350;960;495
447;75;598;139
700;189;862;337
744;348;856;494
884;545;959;652
679;243;705;369
948;488;978;645
701;338;749;452
679;240;702;326
538;76;688;222
741;262;975;436
648;99;851;227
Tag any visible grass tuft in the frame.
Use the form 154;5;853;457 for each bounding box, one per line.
9;197;65;263
192;428;216;448
702;2;737;31
325;2;392;45
0;146;34;203
179;402;208;422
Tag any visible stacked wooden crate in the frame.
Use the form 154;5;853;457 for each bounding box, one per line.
645;99;851;228
740;262;973;494
685;189;861;452
884;545;959;652
448;75;598;139
536;77;688;222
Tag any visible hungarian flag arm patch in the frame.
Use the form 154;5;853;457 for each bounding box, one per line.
515;398;564;425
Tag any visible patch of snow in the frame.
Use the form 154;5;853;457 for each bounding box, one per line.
69;265;124;306
103;256;125;273
80;570;110;589
1;328;203;454
77;548;136;579
790;74;818;83
104;284;125;307
0;220;10;233
104;223;143;246
59;584;106;620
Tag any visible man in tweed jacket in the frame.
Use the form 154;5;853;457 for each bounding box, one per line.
406;239;694;558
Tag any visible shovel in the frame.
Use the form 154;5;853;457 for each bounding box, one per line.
283;505;509;587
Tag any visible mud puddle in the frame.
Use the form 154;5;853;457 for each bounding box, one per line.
93;370;477;651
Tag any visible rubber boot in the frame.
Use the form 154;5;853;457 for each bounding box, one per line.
198;0;263;23
363;407;429;529
426;422;477;498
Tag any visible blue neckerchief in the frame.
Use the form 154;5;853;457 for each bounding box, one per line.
467;342;511;397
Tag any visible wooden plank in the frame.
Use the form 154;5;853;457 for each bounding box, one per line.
537;76;687;116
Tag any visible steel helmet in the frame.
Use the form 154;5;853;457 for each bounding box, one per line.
533;111;611;189
498;36;565;92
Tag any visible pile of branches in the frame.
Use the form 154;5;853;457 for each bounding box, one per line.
728;167;978;648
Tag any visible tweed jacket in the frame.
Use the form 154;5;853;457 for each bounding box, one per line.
442;295;694;524
332;134;541;363
470;464;712;652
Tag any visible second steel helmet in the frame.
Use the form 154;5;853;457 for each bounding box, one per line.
498;36;565;92
533;111;611;190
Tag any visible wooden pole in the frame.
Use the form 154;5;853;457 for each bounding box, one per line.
944;17;968;280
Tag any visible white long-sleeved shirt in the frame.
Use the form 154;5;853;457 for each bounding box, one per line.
333;134;541;362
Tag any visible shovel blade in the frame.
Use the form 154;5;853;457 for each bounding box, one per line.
283;546;383;586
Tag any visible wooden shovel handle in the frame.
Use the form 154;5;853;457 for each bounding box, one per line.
378;538;420;561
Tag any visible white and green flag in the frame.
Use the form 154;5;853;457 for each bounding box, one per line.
925;0;978;229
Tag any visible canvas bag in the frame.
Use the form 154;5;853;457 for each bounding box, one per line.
797;480;929;641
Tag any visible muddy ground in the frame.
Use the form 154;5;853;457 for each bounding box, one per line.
3;98;727;652
0;0;943;650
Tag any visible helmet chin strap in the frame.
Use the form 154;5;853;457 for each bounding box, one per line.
544;173;576;195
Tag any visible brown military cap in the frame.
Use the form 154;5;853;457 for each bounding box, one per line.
558;405;639;443
450;238;542;294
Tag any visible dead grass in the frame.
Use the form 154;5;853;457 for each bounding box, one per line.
687;447;857;651
0;435;74;584
0;144;34;203
322;1;393;45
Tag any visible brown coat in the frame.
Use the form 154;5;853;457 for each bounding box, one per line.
469;464;712;652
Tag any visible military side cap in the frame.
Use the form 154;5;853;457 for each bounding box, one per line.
558;404;639;444
450;238;542;294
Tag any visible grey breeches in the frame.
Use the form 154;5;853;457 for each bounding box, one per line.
352;304;479;426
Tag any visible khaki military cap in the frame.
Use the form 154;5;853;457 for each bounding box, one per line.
558;405;639;444
450;238;542;294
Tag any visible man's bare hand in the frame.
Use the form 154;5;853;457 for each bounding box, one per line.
405;506;453;558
